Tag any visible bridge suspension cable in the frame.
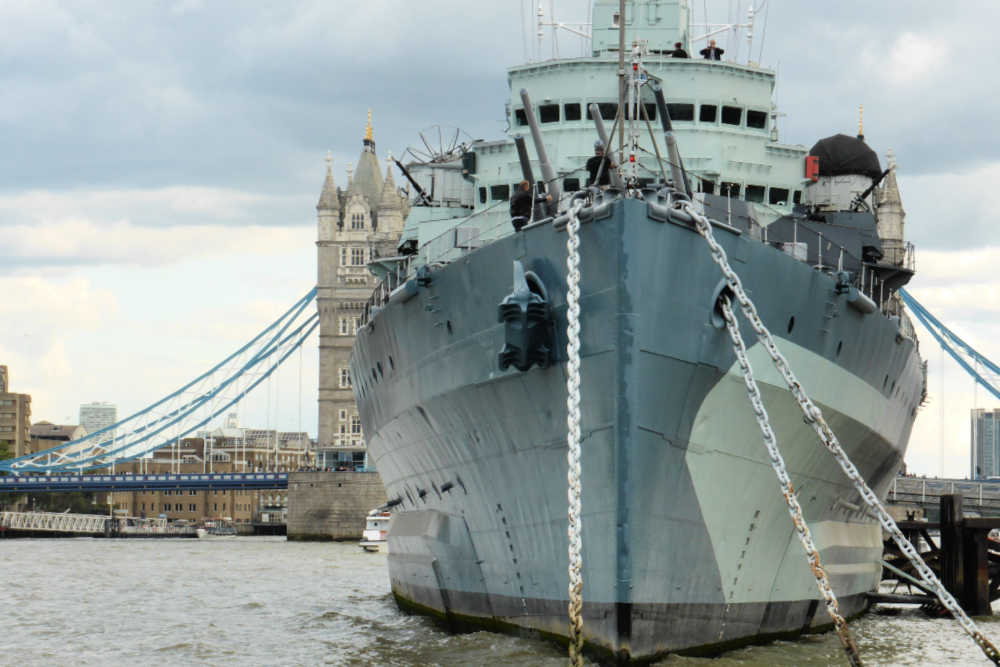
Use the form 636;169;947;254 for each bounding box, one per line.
899;288;1000;401
0;288;318;474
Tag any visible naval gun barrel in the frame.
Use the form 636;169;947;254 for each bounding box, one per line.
850;168;891;212
513;135;535;187
393;158;433;206
650;83;692;197
588;104;626;190
519;89;562;211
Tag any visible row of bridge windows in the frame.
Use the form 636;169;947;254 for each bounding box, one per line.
514;102;768;131
480;180;801;206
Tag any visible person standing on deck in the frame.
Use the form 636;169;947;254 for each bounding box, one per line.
586;142;617;187
700;39;724;60
509;180;533;231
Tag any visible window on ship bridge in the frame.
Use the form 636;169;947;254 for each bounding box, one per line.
721;182;741;198
745;185;766;203
539;104;560;123
479;187;487;204
722;106;743;126
699;180;715;195
769;187;790;205
793;190;802;204
625;103;657;120
564;103;581;121
746;110;768;130
587;103;619;122
490;184;510;201
514;108;528;126
700;104;718;123
667;103;694;122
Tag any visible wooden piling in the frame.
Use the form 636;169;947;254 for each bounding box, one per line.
940;494;964;604
939;494;992;616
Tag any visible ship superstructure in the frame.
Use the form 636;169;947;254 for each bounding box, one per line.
350;1;923;661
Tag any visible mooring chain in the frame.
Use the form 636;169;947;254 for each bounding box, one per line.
681;200;1000;665
564;200;585;666
719;295;862;666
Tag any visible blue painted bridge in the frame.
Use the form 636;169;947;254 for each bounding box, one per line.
0;472;288;493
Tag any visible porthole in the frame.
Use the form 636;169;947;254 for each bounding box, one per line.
787;316;795;334
836;341;843;357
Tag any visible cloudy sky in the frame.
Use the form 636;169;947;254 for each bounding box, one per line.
2;1;998;476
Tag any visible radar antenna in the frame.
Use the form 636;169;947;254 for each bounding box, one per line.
403;125;473;165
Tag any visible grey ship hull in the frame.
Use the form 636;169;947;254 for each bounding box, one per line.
351;199;922;660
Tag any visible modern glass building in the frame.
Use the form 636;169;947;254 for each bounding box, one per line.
971;408;1000;479
79;401;117;438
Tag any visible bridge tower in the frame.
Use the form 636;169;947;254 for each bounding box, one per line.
315;113;407;470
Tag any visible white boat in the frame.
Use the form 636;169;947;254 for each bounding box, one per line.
359;509;391;553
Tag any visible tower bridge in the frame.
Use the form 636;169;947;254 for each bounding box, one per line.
0;472;288;494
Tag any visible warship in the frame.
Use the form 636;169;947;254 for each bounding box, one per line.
349;1;924;660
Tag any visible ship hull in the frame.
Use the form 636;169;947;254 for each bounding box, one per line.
351;199;922;660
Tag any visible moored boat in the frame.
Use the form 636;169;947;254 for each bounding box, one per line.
360;509;391;553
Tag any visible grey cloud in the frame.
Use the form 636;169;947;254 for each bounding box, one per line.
2;0;998;251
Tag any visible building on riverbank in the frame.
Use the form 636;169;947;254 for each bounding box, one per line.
109;417;315;524
0;365;32;459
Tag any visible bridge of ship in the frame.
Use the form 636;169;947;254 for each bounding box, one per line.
0;472;288;493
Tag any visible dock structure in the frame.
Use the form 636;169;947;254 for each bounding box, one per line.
880;494;1000;616
0;511;109;537
0;511;197;538
886;477;1000;519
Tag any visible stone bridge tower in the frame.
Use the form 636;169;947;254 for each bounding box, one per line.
315;113;408;469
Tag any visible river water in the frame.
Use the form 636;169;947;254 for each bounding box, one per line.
2;537;997;665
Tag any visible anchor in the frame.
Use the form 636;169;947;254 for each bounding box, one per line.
497;260;555;372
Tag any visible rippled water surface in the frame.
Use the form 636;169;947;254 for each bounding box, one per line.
3;537;998;665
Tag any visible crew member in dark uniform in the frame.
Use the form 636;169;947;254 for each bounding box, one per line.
700;39;724;60
509;180;533;231
586;142;616;187
668;42;688;58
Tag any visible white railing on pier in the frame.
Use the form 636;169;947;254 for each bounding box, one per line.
0;511;107;534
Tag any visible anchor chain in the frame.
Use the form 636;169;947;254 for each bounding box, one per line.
719;295;862;666
682;199;1000;665
565;200;585;666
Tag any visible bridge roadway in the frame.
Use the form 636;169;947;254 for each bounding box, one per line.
0;472;288;493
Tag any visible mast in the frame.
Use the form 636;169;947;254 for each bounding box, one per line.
617;0;625;167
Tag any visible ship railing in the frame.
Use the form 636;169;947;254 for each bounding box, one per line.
417;200;516;267
362;257;411;325
362;198;523;325
882;241;916;272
